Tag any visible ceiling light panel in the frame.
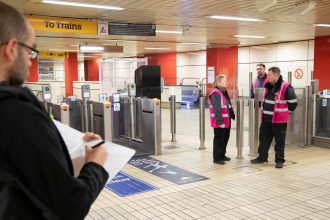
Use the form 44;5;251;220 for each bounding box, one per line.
42;0;124;10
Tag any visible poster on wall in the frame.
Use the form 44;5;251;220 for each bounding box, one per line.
207;67;215;84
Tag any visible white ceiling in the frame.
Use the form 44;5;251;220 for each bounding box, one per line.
3;0;330;58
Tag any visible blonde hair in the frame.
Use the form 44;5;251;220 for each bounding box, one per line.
213;74;226;87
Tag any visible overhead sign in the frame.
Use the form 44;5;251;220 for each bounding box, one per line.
109;23;156;36
98;21;109;35
129;156;209;185
27;15;97;35
39;51;68;59
294;68;304;79
105;171;158;197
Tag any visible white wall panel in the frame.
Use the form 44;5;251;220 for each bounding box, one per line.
250;44;276;63
238;47;249;63
238;64;250;97
308;40;314;60
291;61;308;88
277;41;309;61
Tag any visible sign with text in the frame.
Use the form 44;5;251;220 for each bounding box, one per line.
109;23;156;36
39;51;68;59
129;156;209;185
27;16;97;35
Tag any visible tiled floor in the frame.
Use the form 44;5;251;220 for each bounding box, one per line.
86;107;330;220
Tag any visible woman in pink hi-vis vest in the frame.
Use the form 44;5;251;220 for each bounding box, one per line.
209;75;235;165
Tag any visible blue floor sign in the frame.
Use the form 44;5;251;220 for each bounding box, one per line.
128;156;209;185
105;171;158;197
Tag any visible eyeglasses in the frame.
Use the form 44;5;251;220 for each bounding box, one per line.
17;42;39;59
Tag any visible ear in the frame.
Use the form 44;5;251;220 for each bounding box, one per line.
4;39;18;62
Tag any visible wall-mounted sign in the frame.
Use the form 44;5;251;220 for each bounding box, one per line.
109;23;156;36
294;68;304;79
26;15;97;35
39;52;68;59
207;66;215;84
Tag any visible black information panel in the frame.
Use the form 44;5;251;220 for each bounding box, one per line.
108;23;156;36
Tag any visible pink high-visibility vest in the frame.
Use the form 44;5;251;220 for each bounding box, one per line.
209;89;231;128
253;74;268;94
262;81;290;123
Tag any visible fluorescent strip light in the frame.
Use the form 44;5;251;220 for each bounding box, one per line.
209;16;263;22
156;30;183;34
144;47;171;50
234;35;267;39
42;0;124;10
80;46;104;52
49;48;77;52
181;42;206;45
315;24;330;27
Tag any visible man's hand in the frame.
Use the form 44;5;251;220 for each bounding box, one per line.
219;124;225;128
83;132;108;166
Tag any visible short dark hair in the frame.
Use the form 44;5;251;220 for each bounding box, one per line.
268;67;281;76
0;2;28;44
256;63;265;68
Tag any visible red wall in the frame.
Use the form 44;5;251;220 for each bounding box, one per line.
314;36;330;90
27;59;38;82
84;58;100;81
64;53;78;96
146;52;176;85
206;46;238;98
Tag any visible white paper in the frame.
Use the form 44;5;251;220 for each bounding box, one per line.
53;120;135;182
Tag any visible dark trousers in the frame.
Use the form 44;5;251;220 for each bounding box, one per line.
213;127;231;161
258;122;287;163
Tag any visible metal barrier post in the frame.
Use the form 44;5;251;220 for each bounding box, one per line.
130;97;135;139
236;99;244;159
248;98;256;156
302;86;310;146
60;103;70;125
83;99;89;132
153;99;162;155
288;71;292;84
199;97;206;149
103;100;112;142
89;103;94;132
170;95;176;142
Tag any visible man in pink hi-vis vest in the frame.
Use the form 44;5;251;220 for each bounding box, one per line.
251;67;297;168
250;63;268;98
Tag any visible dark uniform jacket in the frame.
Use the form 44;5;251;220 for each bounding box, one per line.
262;76;298;122
0;83;109;220
210;87;235;125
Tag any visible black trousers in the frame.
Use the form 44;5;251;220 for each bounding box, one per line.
258;122;287;163
213;127;231;161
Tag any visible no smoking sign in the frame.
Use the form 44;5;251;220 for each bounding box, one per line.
294;68;303;79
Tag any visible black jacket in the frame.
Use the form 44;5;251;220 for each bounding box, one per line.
210;87;235;126
0;83;109;220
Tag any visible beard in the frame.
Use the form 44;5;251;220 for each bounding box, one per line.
8;49;29;86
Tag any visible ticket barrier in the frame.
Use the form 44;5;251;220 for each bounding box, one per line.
63;98;84;132
111;96;161;156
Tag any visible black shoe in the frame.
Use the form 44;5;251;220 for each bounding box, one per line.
223;156;231;161
213;160;225;165
275;162;284;168
250;158;268;164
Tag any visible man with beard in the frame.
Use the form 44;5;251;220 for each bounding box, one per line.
0;2;109;219
250;63;268;98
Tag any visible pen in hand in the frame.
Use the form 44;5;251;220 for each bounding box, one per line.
91;140;105;149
